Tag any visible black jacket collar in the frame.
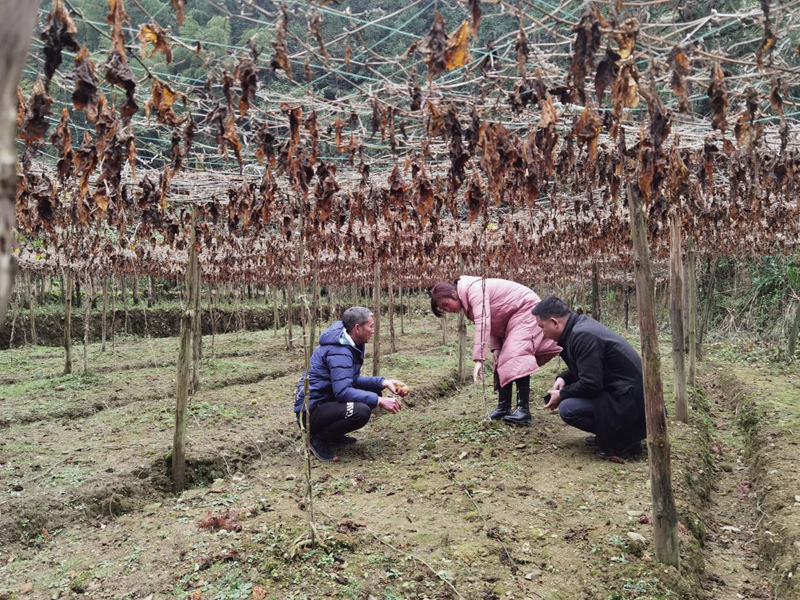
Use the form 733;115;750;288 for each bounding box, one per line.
559;312;581;348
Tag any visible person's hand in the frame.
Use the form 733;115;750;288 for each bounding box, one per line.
383;379;408;396
553;377;566;391
378;396;402;413
543;388;562;410
473;361;484;384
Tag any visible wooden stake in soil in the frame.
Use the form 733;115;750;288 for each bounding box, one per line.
399;284;405;335
172;207;198;494
624;285;630;330
687;237;698;386
388;270;396;354
82;278;92;375
273;286;280;339
208;283;216;358
286;283;294;350
191;235;202;393
372;260;381;377
121;276;129;334
669;211;688;423
628;183;680;568
699;258;719;355
63;272;73;375
26;272;36;345
441;312;447;345
592;262;601;323
101;278;108;352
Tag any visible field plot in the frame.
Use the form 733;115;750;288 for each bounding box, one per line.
1;314;793;600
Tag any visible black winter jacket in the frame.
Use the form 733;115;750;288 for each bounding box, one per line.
558;313;646;448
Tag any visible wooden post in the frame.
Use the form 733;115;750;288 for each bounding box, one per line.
592;262;601;323
63;272;73;375
624;285;630;330
273;286;280;338
172;207;197;494
121;276;129;334
388;270;396;353
407;287;413;324
458;259;467;382
26;272;36;345
286;283;294;350
148;276;155;308
399;284;405;335
669;211;688;423
372;260;381;376
441;312;447;345
310;261;319;345
101;278;108;352
191;237;202;393
208;283;216;358
687;238;697;386
628;182;680;568
698;258;719;354
82;277;92;375
132;275;140;305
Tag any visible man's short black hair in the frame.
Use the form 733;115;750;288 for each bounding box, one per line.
342;306;373;332
532;296;572;320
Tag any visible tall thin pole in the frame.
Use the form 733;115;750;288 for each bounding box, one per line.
669;211;688;423
63;272;73;375
372;260;381;376
687;237;698;386
628;183;680;568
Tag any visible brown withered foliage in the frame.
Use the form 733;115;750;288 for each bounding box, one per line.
425;12;448;81
314;162;340;222
667;46;691;114
205;104;243;168
74;130;99;198
41;0;80;84
19;78;53;144
50;108;73;182
102;50;139;121
138;23;172;64
470;0;482;31
708;63;728;131
72;46;100;122
198;511;242;533
271;4;292;80
235;57;258;116
254;122;276;166
445;20;472;70
465;170;484;224
171;0;186;27
145;80;185;126
573;107;603;162
309;12;330;59
614;18;639;59
570;11;602;104
515;21;529;77
595;47;620;104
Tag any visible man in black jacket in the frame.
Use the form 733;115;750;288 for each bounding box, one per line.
532;296;646;459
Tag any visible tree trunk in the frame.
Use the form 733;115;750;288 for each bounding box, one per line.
592;262;601;323
669;211;688;423
0;0;39;327
687;238;698;385
698;258;719;354
63;272;73;375
172;209;197;494
628;183;680;569
82;278;92;375
372;261;381;376
26;272;36;345
388;270;396;353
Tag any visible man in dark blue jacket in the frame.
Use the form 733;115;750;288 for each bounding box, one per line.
533;296;646;460
294;306;406;461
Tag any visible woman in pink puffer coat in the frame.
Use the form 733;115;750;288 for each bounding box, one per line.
431;276;562;424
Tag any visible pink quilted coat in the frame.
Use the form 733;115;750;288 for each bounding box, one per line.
456;276;562;388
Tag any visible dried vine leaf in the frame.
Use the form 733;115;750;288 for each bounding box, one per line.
254;122;276;166
425;12;448;81
41;0;80;84
465;170;484;224
314;162;340;222
103;50;138;121
305;111;319;162
271;4;292;80
171;0;186;27
515;21;529;77
595;47;620;104
573;107;602;162
707;63;728;131
72;46;100;122
415;162;435;224
106;0;130;58
345;38;352;71
235;57;258;116
570;11;602;104
50;108;73;181
205;104;242;167
19;78;53;144
611;61;639;113
387;165;407;219
613;18;639;59
734;113;763;153
183;112;197;156
409;81;422;111
769;78;784;116
145;80;185;126
445;20;472;70
138;23;172;64
470;0;482;31
667;46;691;114
309;12;330;59
74;130;99;197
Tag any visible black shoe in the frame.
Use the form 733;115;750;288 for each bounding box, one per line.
598;441;644;461
328;435;358;446
489;403;511;420
584;436;597;446
503;405;531;425
309;437;337;462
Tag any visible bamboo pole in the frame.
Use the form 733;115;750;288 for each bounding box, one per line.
669;211;688;423
172;207;197;494
687;238;698;386
26;272;36;345
698;258;719;355
592;262;601;323
628;183;680;568
63;272;73;375
388;269;396;353
82;277;92;376
372;260;381;376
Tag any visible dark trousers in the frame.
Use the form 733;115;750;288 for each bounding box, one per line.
558;397;595;433
498;375;530;404
297;401;372;441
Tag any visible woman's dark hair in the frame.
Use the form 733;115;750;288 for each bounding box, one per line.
430;280;459;318
531;296;571;320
